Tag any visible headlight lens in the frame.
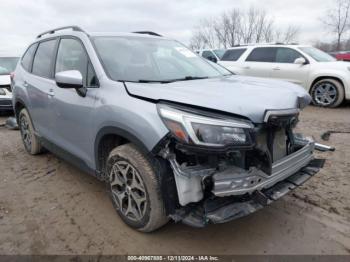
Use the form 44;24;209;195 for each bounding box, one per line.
0;88;5;96
158;104;253;147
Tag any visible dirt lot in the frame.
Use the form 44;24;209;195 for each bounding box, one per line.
0;105;349;255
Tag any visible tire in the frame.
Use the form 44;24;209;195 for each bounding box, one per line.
18;108;42;155
310;79;345;108
106;143;168;232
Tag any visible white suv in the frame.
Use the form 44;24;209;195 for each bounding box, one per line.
196;49;225;63
219;44;350;107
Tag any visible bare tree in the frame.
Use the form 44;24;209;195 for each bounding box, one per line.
189;18;217;49
275;25;300;43
189;6;300;49
321;0;350;51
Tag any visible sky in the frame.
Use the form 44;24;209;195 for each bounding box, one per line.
0;0;336;56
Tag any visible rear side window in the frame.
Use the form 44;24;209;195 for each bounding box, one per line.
275;48;303;63
246;47;277;62
21;43;38;72
32;40;57;78
55;38;97;87
221;49;246;61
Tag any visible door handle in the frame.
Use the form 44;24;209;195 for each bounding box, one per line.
23;81;28;87
273;67;281;71
243;66;250;69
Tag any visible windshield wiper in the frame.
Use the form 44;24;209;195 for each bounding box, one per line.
135;76;209;84
165;76;209;83
137;79;172;83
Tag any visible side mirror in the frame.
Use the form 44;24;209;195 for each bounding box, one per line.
294;57;306;65
55;70;83;89
209;56;218;63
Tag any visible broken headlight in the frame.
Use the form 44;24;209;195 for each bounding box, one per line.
158;104;254;147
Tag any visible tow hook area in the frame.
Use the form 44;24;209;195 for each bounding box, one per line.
175;159;324;228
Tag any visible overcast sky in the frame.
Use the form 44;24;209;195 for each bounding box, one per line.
0;0;336;55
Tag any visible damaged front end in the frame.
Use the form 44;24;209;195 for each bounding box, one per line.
156;103;331;227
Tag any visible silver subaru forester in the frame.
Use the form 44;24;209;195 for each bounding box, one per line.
12;26;332;232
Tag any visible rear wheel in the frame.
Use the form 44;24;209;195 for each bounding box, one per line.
18;108;42;155
311;79;344;108
106;143;168;232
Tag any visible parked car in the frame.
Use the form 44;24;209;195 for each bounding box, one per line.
196;48;225;63
13;26;331;232
219;44;350;107
0;56;19;112
329;51;350;61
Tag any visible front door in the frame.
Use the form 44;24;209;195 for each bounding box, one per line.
271;47;310;88
50;37;99;166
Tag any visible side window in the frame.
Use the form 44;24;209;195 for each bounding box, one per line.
221;49;247;61
55;38;97;87
276;48;303;63
202;51;217;61
21;43;38;72
246;47;277;62
32;40;57;78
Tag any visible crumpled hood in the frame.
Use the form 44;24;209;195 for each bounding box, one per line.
125;75;311;123
0;75;11;85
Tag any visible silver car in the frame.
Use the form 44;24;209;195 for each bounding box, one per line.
12;26;332;232
0;56;19;112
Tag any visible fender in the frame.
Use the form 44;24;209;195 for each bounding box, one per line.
94;125;151;173
307;70;350;94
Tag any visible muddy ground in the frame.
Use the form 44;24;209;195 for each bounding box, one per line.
0;105;349;255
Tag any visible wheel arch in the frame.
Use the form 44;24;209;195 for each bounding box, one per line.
310;76;345;93
14;98;27;122
94;126;151;179
309;76;346;107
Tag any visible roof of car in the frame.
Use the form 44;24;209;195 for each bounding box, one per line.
225;44;311;50
35;26;167;40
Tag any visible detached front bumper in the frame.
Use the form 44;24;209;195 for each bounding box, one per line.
178;158;324;227
213;141;315;197
0;98;13;111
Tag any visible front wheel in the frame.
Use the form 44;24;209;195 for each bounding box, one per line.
310;79;344;108
18;108;42;155
106;144;168;232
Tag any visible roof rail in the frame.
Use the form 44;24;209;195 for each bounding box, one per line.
132;31;162;37
37;26;87;38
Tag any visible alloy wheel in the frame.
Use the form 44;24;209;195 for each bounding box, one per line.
314;82;337;106
20;115;32;151
110;160;147;222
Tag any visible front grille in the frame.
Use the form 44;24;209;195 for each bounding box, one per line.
0;100;12;106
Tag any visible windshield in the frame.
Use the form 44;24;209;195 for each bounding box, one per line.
213;49;225;59
92;36;227;83
0;57;19;75
299;47;336;62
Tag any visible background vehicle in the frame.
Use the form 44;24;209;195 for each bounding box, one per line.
329;51;350;61
196;48;225;63
219;44;350;107
0;56;19;112
13;26;328;232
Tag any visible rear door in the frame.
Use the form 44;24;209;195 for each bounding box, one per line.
26;39;58;140
218;48;247;74
241;47;277;78
50;37;99;165
271;47;310;87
